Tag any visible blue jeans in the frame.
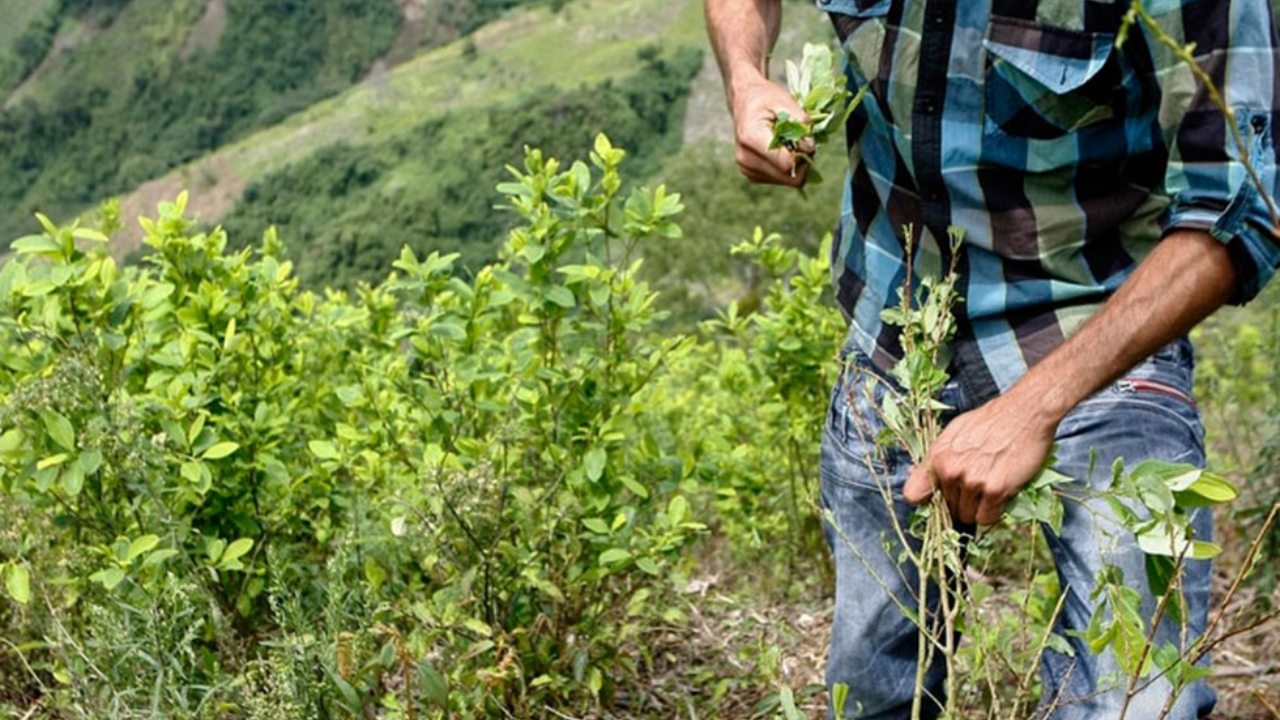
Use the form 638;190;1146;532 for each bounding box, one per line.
820;336;1216;719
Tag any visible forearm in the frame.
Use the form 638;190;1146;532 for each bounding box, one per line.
705;0;781;102
1007;230;1237;425
705;0;808;186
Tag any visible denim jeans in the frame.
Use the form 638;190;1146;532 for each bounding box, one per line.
819;336;1216;719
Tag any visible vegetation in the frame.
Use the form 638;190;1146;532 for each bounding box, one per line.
0;0;1277;717
0;0;401;242
218;48;703;288
0;134;858;717
0;137;703;716
770;43;862;185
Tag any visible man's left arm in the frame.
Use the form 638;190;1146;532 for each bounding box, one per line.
903;0;1280;525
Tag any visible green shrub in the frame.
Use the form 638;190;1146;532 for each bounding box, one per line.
644;228;844;578
0;135;705;716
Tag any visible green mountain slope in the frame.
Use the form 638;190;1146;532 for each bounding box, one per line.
221;48;702;287
0;0;706;247
91;0;709;279
0;0;407;242
4;0;842;303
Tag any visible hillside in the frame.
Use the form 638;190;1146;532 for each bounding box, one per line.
0;0;589;245
0;0;401;240
0;0;843;311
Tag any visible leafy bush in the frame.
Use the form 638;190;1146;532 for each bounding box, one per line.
0;135;709;716
645;228;844;575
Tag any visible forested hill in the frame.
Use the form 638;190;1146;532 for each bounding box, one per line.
0;0;846;306
0;0;405;240
0;0;711;278
0;0;569;245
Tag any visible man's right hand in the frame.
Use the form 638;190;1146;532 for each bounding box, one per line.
729;77;814;188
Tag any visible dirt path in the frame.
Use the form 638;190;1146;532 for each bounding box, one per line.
180;0;227;60
3;17;97;109
112;155;245;260
681;50;735;147
379;0;431;66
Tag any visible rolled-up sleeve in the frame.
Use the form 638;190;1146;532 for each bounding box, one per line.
1145;0;1280;304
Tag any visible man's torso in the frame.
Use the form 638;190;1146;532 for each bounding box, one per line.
819;0;1208;403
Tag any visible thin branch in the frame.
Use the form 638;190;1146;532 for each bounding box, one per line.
1134;3;1280;232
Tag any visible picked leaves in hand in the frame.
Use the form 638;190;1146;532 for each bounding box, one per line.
770;43;864;181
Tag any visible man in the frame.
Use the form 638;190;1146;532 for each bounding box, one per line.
706;0;1280;717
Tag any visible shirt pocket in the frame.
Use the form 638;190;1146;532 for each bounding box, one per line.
982;14;1125;140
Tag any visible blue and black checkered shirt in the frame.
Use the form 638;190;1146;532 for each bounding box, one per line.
817;0;1280;403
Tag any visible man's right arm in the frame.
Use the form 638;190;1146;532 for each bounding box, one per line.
705;0;812;187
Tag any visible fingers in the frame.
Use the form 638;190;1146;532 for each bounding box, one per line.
900;399;1053;527
730;81;816;187
735;131;808;187
932;460;1011;526
975;495;1008;527
903;463;933;504
793;134;817;156
949;478;982;526
930;453;967;523
910;449;994;526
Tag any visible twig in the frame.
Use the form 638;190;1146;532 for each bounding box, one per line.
1213;662;1279;679
1126;582;1280;703
1011;590;1070;717
1133;3;1280;232
1255;689;1280;720
1198;502;1279;653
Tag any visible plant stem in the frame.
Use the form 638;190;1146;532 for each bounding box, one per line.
1134;3;1280;232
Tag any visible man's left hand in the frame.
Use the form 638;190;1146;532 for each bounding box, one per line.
902;392;1057;526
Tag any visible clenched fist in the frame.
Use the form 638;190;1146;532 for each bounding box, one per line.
903;392;1057;526
729;77;815;188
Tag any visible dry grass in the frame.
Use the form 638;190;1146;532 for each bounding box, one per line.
602;516;1279;719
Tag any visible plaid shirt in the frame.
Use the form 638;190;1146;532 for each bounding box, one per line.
816;0;1280;404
